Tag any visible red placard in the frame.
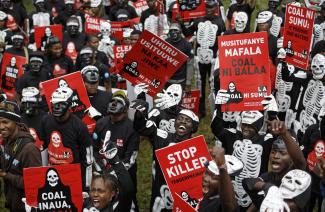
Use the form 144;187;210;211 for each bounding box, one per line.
181;90;200;116
34;25;63;50
120;30;188;96
218;32;271;112
23;164;83;211
155;135;212;210
172;192;196;212
84;15;106;34
0;53;26;99
283;5;315;70
113;45;132;72
176;0;206;21
111;21;134;41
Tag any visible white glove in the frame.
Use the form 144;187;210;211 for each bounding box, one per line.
215;89;230;105
260;186;290;212
261;94;278;112
22;198;33;212
83;207;100;212
277;36;284;49
277;48;286;59
154;91;176;110
134;83;149;96
82;192;89;199
85;106;102;118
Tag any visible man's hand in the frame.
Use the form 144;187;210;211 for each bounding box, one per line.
267;119;287;136
215;89;230;105
210;146;226;167
261;94;278;112
0;170;6;177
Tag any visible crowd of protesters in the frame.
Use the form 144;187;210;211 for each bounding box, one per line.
0;0;324;211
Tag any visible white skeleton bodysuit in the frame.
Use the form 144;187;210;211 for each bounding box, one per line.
31;12;51;27
144;14;169;38
196;21;218;64
232;139;263;207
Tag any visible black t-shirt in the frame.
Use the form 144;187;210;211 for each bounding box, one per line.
268;33;278;63
227;4;254;32
63;32;86;52
45;0;65;15
198;196;221;212
5;47;30;58
109;5;138;21
44;54;75;77
311;40;325;59
88;89;112;116
40;114;92;166
4;3;28;31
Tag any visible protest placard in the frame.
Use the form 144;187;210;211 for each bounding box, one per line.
111;21;134;42
218;31;271;112
113;44;132;72
120;30;188;96
156;135;212;210
283;4;315;70
34;25;63;50
84;15;107;34
172;192;196;212
181;90;200;116
0;53;26;99
23;164;83;211
175;0;206;21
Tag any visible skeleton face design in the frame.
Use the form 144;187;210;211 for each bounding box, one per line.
235;12;248;33
29;128;37;140
287;41;292;48
67;42;76;53
59;79;68;88
100;21;111;35
181;191;189;201
311;54;325;80
314;140;325;157
229;82;236;93
131;61;137;69
47;169;59;187
10;57;16;66
166;84;182;106
279;169;311;199
51;131;62;148
45;27;52;37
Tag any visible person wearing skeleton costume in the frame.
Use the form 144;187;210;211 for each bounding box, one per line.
92;91;140;210
131;95;199;211
28;0;51;30
242;121;308;211
223;11;249;35
20;87;47;150
211;92;280;208
97;21;120;62
37;167;78;211
177;0;225;118
300;111;325;211
165;22;194;91
63;16;86;52
197;146;242;211
40;87;93;189
226;0;256;31
0;100;42;212
311;4;325;58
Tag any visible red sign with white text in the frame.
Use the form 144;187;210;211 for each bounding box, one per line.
23;164;83;211
34;25;63;50
283;5;315;70
176;0;206;20
155;135;212;210
113;45;132;72
218;32;271;112
120;30;188;96
172;192;196;212
111;21;134;41
181;90;200;116
84;15;106;34
0;53;26;99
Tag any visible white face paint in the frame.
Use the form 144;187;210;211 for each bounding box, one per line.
279;169;311;199
311;54;325;80
166;84;182;106
45;27;52;37
59;79;68;88
315;141;325;157
10;57;16;66
235;12;248;32
100;21;111;35
47;170;59;187
229;82;236;92
51;132;61;148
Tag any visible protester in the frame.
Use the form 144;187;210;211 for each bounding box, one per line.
0;100;42;211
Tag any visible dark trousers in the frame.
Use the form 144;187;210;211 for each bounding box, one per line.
198;62;212;116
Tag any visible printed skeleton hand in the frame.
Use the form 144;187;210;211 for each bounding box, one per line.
22;198;36;212
260;186;290;212
154;91;177;110
215;89;230;105
261;94;278;112
99;131;118;162
130;99;149;112
85;106;102;119
277;48;286;59
134;83;149;96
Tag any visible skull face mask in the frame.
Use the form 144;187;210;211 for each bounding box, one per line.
165;84;183;107
51;132;62;148
314;140;325;157
47;169;59;187
311;54;325;80
10;57;16;66
235;12;248;33
228;82;236;92
45;27;52;37
100;21;111;36
279;169;311;199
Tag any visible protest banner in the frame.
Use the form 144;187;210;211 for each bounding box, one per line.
84;15;107;34
113;44;132;72
218;31;271;112
34;25;63;50
40;72;96;133
175;0;206;21
155;135;212;210
0;53;26;99
283;4;315;70
23;164;83;211
130;0;148;16
120;30;188;96
172;192;196;212
181;90;200;116
111;21;134;41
